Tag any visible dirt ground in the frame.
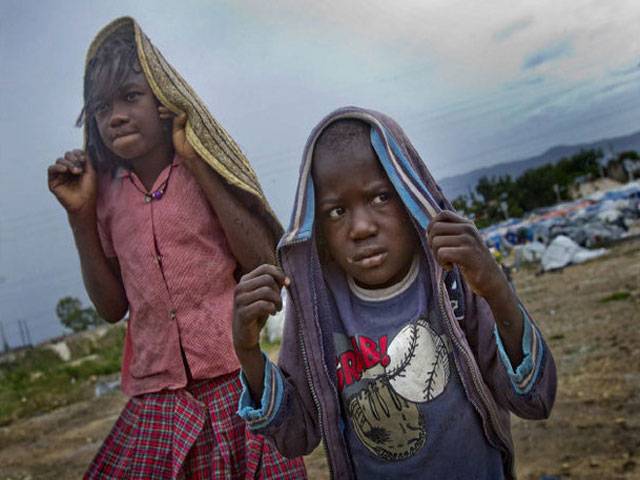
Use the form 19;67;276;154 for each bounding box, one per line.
0;238;638;480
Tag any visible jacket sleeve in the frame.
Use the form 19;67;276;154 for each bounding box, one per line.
460;281;557;420
237;299;322;458
493;305;540;394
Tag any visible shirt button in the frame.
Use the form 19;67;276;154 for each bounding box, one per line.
169;309;177;320
154;255;163;265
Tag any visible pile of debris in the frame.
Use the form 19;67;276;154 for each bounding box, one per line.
482;181;640;271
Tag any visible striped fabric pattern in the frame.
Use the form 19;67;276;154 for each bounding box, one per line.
494;305;544;395
237;357;285;431
281;108;443;246
370;128;439;231
85;372;306;479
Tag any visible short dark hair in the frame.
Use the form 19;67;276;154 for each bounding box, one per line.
313;119;371;161
76;25;141;173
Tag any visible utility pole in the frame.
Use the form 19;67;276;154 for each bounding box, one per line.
18;319;26;347
21;320;32;347
0;322;9;353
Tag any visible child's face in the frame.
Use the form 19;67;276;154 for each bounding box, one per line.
93;70;168;163
313;131;418;289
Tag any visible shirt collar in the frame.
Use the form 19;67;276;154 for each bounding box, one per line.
347;254;420;302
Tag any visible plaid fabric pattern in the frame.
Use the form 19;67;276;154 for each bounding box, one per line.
86;372;306;479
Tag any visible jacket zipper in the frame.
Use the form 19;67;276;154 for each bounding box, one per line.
279;244;338;480
295;308;337;480
437;277;515;477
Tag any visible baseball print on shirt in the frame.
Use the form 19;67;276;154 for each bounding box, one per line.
334;316;453;461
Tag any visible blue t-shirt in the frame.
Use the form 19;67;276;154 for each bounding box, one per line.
329;257;504;479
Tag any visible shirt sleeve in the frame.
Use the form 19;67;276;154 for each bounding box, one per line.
494;305;544;395
237;352;286;430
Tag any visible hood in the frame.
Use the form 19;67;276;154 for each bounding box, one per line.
280;106;452;249
84;16;283;241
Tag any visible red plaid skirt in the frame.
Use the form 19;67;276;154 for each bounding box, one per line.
85;371;307;479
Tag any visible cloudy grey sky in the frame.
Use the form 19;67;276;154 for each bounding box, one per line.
1;0;639;346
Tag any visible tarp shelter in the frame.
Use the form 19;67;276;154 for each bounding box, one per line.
541;235;607;271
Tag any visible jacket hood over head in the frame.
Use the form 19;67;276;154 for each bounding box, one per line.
280;106;452;250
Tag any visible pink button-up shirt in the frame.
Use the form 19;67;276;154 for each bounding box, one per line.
97;156;240;397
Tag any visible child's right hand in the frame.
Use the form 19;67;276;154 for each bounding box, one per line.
47;149;97;217
232;264;290;358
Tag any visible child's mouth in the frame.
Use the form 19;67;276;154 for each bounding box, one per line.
349;251;387;268
112;131;139;144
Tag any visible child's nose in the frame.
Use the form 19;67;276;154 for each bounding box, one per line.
349;207;377;241
109;103;130;127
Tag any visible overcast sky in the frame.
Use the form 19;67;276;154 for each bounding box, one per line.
1;0;639;346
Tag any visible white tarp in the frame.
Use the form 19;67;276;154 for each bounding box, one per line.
515;241;546;264
265;310;285;343
541;235;608;271
263;291;287;343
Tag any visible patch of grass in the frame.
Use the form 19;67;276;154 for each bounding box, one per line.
599;291;631;303
0;326;124;426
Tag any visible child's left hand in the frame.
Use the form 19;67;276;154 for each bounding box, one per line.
427;210;507;298
158;106;199;165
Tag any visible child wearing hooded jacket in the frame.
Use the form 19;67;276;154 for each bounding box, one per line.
232;107;556;479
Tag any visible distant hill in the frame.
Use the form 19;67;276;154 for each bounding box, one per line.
438;130;640;200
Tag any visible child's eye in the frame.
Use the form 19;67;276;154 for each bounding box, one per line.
125;92;142;102
94;102;110;115
327;207;345;219
372;192;390;205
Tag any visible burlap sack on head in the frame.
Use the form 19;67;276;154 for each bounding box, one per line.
84;16;283;241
